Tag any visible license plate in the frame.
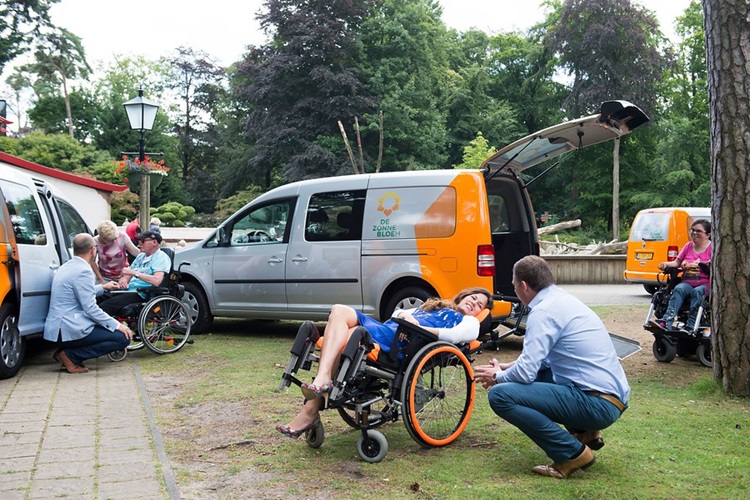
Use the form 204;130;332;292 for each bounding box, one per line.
636;252;653;260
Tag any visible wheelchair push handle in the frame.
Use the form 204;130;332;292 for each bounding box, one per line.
493;293;521;305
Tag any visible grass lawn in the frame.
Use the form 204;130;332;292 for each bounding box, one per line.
135;309;750;498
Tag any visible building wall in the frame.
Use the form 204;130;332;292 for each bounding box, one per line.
3;163;111;230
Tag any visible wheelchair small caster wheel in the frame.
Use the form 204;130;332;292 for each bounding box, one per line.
305;420;325;448
356;430;388;463
107;350;127;362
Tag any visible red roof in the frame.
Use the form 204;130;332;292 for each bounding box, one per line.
0;117;11;125
0;151;127;192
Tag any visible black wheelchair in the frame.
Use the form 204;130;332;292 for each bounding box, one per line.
106;249;193;361
278;295;523;462
643;266;712;368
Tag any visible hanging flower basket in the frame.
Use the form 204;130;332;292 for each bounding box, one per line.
114;155;169;193
125;171;163;192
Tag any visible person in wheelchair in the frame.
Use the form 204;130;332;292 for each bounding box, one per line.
99;231;171;316
276;287;493;438
44;234;133;373
654;219;711;333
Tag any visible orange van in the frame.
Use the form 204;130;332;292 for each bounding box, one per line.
623;207;711;294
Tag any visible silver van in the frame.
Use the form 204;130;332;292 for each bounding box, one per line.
1;169;91;378
176;101;649;333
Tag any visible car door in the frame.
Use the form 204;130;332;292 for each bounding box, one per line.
0;179;59;335
285;183;367;316
210;198;294;314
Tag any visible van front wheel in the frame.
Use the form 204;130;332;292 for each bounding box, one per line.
182;282;213;334
0;304;25;380
384;286;433;319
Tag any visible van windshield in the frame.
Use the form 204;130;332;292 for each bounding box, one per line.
631;213;670;241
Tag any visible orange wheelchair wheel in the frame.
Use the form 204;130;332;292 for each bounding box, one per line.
400;342;475;447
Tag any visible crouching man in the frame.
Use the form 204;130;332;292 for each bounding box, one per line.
44;233;132;373
474;256;630;479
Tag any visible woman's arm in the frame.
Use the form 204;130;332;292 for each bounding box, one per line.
122;233;141;257
435;316;480;343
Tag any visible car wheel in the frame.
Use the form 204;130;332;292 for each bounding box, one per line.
0;304;25;380
384;286;433;319
643;284;658;295
181;282;213;334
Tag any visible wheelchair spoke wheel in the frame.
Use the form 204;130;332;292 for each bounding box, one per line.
401;342;474;448
138;296;192;354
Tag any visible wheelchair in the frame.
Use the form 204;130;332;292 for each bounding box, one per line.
106;250;193;361
278;298;518;462
643;267;712;368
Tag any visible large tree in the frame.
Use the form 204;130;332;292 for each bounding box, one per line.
703;0;750;396
238;0;378;184
547;0;672;240
0;0;58;73
22;28;91;138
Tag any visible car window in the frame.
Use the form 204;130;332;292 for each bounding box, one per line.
631;213;670;241
0;179;46;245
56;199;90;247
305;190;365;242
230;199;292;245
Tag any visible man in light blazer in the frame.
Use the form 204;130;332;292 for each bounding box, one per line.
44;233;133;373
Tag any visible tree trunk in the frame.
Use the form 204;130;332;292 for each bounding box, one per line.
704;0;750;396
612;138;620;241
61;74;73;138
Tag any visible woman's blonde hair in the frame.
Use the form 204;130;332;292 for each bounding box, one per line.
96;220;118;242
420;287;493;312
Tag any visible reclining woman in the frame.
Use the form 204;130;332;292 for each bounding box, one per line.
656;218;711;333
277;287;494;438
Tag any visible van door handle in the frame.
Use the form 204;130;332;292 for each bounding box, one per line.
49;263;60;270
291;255;308;262
268;257;283;264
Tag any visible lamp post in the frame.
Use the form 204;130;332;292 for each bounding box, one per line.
123;89;159;233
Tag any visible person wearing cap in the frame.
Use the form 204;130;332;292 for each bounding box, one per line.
99;231;171;316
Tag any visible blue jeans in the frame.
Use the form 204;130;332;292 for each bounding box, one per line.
487;370;624;462
663;283;706;329
58;326;130;365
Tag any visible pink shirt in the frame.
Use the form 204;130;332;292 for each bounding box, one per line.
95;232;131;280
678;241;711;287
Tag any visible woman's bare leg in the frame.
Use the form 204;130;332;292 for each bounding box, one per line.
311;304;358;387
285;399;322;431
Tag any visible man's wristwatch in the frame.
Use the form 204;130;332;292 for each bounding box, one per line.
136;272;140;279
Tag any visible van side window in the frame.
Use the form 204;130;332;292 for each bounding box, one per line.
0;180;45;245
56;199;89;247
230;199;292;245
306;191;365;242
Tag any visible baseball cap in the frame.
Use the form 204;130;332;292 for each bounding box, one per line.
136;230;163;243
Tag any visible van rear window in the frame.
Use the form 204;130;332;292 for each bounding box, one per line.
631;213;670;241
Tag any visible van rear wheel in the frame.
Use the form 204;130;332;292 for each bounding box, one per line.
0;304;25;380
644;284;658;295
384;286;433;319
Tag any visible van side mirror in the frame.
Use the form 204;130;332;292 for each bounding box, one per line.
217;226;230;246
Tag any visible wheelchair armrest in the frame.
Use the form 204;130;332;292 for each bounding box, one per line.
389;318;438;362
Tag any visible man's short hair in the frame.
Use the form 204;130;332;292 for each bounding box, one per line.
513;255;555;292
73;233;95;256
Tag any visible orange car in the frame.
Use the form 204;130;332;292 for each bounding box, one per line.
623;207;711;294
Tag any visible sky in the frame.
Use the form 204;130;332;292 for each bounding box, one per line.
45;0;693;68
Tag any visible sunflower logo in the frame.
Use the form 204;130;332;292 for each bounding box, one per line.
377;192;401;217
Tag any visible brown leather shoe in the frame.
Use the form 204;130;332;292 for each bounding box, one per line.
532;445;595;479
574;430;604;450
56;350;89;374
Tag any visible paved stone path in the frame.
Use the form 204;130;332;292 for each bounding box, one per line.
0;341;178;499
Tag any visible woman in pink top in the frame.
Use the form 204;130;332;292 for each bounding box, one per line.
656;219;711;332
93;220;141;284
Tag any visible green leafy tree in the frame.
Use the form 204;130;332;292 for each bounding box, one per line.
237;0;378;184
358;0;450;171
0;0;58;73
455;132;496;169
22;28;91;138
27;88;98;141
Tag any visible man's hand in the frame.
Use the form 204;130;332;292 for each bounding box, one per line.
117;322;133;340
103;281;120;291
473;358;514;389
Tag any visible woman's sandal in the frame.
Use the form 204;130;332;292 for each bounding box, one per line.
300;381;333;401
276;418;321;439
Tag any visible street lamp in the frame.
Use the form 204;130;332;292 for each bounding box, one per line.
123;89;160;232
